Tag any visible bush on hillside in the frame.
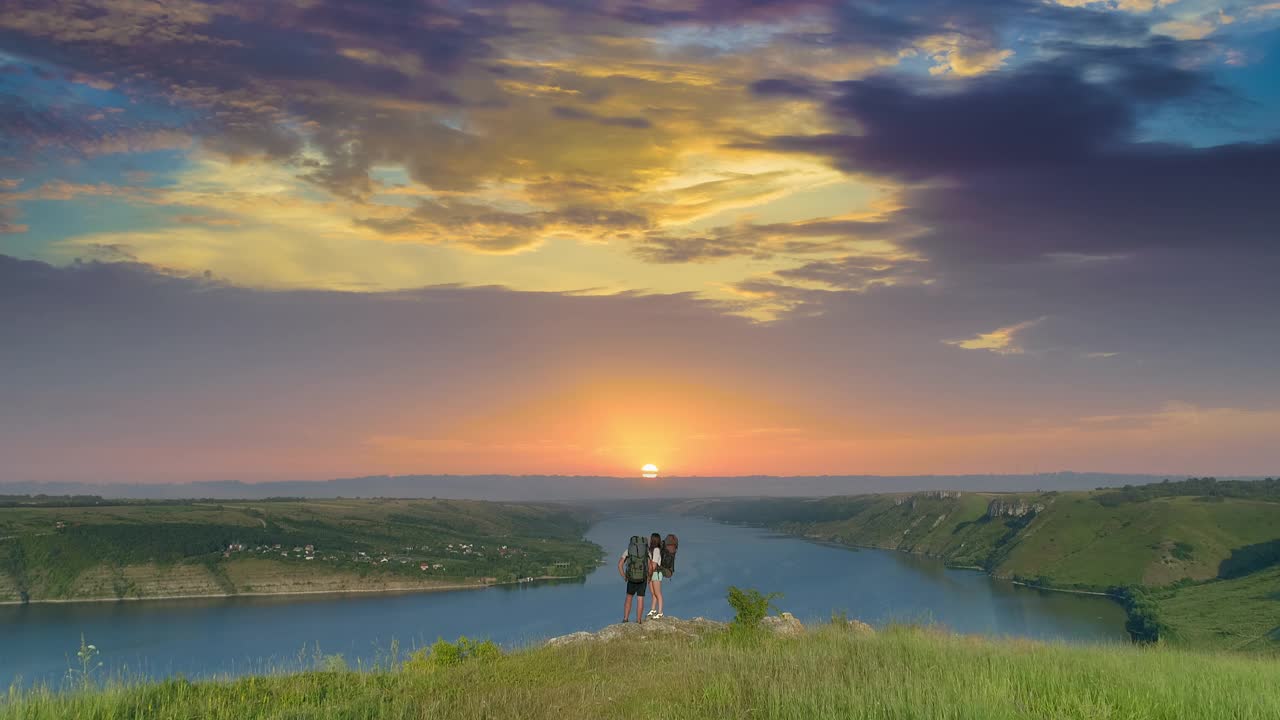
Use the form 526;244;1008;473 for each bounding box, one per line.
1113;586;1166;644
404;636;501;672
727;586;781;631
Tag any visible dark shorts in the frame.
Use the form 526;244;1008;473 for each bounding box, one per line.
626;580;647;596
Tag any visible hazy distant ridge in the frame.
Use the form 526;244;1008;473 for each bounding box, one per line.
0;472;1250;501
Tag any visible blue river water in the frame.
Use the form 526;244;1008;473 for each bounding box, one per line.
0;513;1127;688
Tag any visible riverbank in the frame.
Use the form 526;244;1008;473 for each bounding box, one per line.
776;528;1122;600
0;574;587;607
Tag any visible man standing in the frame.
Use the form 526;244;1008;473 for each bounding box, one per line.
618;534;651;623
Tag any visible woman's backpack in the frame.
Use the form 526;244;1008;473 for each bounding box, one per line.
625;535;649;583
660;534;678;578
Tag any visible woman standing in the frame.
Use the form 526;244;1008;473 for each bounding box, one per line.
645;533;665;619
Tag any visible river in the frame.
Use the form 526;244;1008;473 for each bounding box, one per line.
0;513;1127;688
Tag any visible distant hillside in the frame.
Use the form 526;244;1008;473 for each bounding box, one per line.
676;478;1280;653
1;472;1254;501
0;499;601;603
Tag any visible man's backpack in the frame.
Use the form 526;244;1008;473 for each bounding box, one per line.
660;534;678;578
625;535;649;583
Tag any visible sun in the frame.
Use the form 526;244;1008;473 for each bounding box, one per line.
641;463;659;479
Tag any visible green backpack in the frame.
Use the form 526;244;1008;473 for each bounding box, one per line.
625;535;649;583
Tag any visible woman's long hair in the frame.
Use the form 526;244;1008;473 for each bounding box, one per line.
649;533;662;551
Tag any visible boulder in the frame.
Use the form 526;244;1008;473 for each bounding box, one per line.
845;619;875;635
760;612;805;637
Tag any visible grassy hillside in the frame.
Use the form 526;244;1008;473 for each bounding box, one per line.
0;498;602;603
678;479;1280;652
6;622;1278;719
1157;566;1280;653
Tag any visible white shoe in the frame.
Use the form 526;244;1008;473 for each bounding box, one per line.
646;608;657;617
654;613;664;619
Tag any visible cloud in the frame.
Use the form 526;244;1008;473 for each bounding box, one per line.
551;105;652;129
357;198;651;254
0;177;26;233
750;77;823;98
630;216;905;264
945;317;1047;354
773;253;930;290
752;41;1215;180
738;38;1280;283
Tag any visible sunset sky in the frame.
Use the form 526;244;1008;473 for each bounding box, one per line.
2;0;1278;483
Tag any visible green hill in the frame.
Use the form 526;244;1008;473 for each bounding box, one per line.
677;478;1280;652
6;620;1278;720
0;498;602;603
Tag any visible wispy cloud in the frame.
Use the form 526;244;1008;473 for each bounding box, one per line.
945;317;1047;355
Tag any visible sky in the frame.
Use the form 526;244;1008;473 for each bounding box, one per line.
1;0;1278;483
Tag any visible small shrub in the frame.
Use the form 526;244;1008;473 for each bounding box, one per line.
727;586;781;630
404;636;502;672
317;654;347;673
430;637;464;668
1171;542;1195;561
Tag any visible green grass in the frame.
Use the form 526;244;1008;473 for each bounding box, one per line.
1158;566;1280;654
6;624;1279;719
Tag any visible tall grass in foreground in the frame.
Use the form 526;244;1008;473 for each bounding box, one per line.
5;624;1279;720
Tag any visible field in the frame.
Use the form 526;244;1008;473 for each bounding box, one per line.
0;498;602;603
5;622;1279;720
677;479;1280;652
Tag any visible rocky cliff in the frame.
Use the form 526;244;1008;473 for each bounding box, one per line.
985;498;1044;519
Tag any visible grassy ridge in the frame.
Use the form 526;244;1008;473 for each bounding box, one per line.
678;485;1280;652
683;492;1277;589
1157;566;1280;652
6;624;1279;719
0;499;602;602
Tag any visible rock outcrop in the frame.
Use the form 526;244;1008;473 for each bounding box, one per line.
985;498;1045;519
759;612;805;637
545;612;875;647
845;619;875;635
545;616;727;647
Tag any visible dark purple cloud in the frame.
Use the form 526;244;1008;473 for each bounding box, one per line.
749;77;822;98
751;42;1216;179
743;40;1278;268
551;105;652;129
0;0;505;170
